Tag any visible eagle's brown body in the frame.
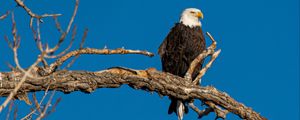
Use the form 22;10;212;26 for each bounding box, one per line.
158;22;206;114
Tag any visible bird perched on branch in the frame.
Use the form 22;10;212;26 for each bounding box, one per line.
158;8;206;120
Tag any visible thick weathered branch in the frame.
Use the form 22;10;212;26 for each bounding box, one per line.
0;68;266;120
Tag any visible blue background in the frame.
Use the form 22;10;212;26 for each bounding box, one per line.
0;0;299;120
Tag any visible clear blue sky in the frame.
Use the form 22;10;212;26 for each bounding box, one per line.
0;0;299;120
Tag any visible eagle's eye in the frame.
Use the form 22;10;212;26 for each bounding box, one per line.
190;11;195;14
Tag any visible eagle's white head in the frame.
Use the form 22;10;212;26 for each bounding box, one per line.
180;8;204;27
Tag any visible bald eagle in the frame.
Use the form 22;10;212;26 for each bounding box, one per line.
158;8;206;120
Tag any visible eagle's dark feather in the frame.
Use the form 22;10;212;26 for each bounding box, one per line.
158;22;206;114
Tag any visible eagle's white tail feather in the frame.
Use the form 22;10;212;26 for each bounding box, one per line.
177;100;184;120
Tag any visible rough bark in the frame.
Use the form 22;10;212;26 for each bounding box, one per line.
0;68;266;120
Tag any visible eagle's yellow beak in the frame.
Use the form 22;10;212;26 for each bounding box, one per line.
197;12;204;19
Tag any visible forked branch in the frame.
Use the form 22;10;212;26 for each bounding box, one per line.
14;0;61;22
0;68;267;120
184;32;218;84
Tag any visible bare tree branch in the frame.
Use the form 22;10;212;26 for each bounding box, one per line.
5;101;14;120
14;0;61;21
46;48;154;75
193;49;221;85
46;0;79;54
0;11;10;20
53;16;63;33
66;0;79;34
64;28;88;69
21;85;52;120
36;91;56;120
0;68;266;120
184;32;217;83
47;25;78;59
188;102;214;119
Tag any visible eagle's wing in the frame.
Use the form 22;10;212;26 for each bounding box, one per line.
158;36;167;58
158;23;187;76
158;24;180;58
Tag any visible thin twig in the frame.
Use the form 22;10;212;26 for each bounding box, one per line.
192;50;221;85
46;48;154;75
14;0;61;21
5;101;14;120
33;93;41;113
64;28;88;69
21;85;52;120
4;35;13;49
184;32;217;81
188;102;214;119
46;25;77;58
13;104;18;120
205;101;228;119
41;59;49;68
53;16;63;33
11;12;26;73
30;19;37;41
0;11;10;20
66;0;79;34
42;97;62;119
46;0;79;54
36;91;56;120
36;19;44;52
79;28;87;49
